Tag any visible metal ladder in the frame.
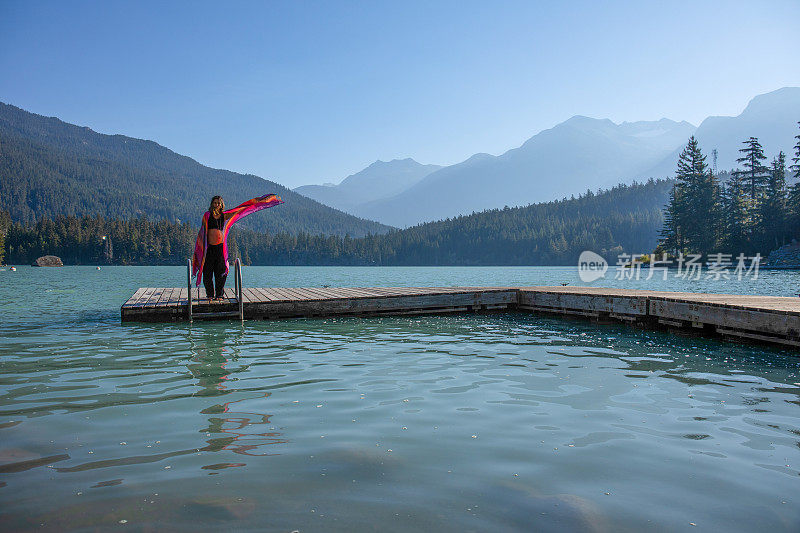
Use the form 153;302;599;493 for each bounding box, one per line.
186;258;244;322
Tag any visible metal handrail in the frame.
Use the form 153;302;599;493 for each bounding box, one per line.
187;258;193;322
234;258;239;297
235;258;243;321
187;257;244;322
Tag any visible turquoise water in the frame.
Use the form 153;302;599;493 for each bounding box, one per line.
1;266;799;531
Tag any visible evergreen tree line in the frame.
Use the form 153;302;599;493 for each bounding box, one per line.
659;122;800;256
0;209;11;265
1;179;673;266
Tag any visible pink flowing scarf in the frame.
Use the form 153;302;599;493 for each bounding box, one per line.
192;194;283;286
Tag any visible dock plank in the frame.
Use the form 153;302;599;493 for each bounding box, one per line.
351;287;395;297
288;287;321;300
221;288;236;304
311;287;358;300
136;288;157;307
312;287;357;299
282;287;316;301
241;288;259;304
156;287;174;307
145;288;165;307
175;288;188;306
301;287;340;300
122;288;147;308
249;287;276;303
163;288;177;307
307;287;339;299
334;287;378;298
266;287;297;301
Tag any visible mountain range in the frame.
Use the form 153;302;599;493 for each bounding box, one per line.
295;87;800;228
294;158;442;213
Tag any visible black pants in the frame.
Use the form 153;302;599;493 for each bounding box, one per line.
203;244;227;299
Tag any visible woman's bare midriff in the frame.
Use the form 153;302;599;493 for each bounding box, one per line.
208;228;224;245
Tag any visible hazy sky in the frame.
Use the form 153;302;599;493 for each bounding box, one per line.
1;0;799;189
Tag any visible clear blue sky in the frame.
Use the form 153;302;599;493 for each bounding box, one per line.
1;0;799;189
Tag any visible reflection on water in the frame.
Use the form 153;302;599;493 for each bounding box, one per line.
1;266;800;531
188;327;288;460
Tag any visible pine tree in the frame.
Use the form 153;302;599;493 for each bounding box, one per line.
721;171;749;252
659;186;683;253
659;137;717;254
789;183;800;240
791;121;800;180
759;152;787;249
735;137;769;200
695;168;721;253
788;122;800;239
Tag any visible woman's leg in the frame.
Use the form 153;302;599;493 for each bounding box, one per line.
214;259;227;299
202;258;215;299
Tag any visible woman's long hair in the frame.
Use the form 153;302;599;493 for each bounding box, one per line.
209;195;225;215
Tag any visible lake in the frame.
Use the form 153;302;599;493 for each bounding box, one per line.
1;266;798;531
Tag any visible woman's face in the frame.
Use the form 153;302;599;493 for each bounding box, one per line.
211;198;223;212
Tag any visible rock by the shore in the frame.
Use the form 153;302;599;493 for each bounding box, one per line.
764;242;800;268
32;255;64;267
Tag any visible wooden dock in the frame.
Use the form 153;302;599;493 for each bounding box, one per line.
121;286;800;349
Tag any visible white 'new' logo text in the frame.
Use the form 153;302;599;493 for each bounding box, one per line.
578;251;607;282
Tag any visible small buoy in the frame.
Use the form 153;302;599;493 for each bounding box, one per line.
10;266;16;272
96;266;101;270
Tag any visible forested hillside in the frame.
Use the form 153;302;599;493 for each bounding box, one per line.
0;102;390;237
3;179;672;266
345;178;671;265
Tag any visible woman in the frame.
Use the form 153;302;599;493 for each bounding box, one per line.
192;194;283;300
